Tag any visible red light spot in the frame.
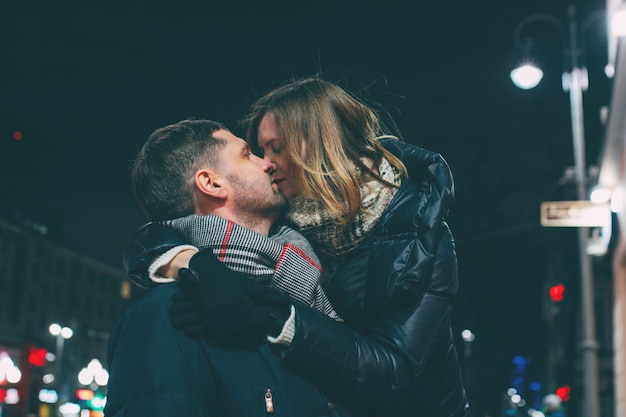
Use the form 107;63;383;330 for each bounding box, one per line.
549;284;565;302
28;347;47;367
0;389;5;402
556;385;571;401
76;389;95;400
13;131;22;141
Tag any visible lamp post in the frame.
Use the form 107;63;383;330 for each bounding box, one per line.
510;6;604;417
49;323;73;406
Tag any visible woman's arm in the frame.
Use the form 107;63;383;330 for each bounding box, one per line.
123;223;198;287
278;223;462;410
155;248;196;279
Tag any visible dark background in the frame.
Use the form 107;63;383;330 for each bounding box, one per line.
0;0;614;414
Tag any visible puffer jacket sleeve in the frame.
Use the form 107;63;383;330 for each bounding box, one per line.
123;223;190;288
104;284;217;417
279;143;461;410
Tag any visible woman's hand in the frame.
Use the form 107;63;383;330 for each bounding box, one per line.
168;249;291;345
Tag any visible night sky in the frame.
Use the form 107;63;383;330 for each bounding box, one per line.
0;0;614;414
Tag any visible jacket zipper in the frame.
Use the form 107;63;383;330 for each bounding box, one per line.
265;388;274;414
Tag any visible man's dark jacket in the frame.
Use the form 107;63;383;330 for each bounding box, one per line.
104;283;353;417
123;140;471;417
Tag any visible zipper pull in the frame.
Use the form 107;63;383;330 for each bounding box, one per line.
265;388;274;414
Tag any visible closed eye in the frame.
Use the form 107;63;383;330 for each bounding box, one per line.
241;144;255;159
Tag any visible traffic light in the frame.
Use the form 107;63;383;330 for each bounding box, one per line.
556;385;571;401
549;283;565;302
27;347;47;367
544;283;565;320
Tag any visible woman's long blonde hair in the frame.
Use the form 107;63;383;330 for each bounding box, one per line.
243;77;407;224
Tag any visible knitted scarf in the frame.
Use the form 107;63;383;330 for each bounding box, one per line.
287;157;401;278
163;214;341;320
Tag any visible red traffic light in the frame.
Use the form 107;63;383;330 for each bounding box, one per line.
28;347;48;367
549;283;565;302
556;385;571;401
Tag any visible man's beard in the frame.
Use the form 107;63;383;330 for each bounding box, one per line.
228;173;287;221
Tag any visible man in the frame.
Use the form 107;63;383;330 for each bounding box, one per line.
104;119;352;417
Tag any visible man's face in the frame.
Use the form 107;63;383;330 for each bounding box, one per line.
213;129;286;218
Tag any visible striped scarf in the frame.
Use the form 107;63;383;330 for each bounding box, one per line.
162;214;341;321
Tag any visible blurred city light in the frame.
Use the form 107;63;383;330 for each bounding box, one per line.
0;353;22;384
89;393;106;410
39;389;59;404
461;329;476;342
78;359;109;387
75;389;94;400
5;388;19;404
49;324;74;339
59;401;80;415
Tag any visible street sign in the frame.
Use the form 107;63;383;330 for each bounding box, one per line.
540;200;611;227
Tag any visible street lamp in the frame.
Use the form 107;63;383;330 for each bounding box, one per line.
511;6;605;417
49;323;73;405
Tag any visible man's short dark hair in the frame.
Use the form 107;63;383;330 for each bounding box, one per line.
131;119;226;221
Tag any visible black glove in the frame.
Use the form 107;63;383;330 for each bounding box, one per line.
168;249;291;344
241;279;292;338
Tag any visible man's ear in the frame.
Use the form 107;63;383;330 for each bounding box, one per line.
194;169;227;199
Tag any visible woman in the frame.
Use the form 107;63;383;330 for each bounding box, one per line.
126;77;471;417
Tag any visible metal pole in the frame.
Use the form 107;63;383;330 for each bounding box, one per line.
55;333;67;414
566;6;600;417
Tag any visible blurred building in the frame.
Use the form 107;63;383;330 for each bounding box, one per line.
0;218;137;416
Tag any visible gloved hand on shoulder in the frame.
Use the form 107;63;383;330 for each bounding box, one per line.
168;249;292;344
241;279;293;338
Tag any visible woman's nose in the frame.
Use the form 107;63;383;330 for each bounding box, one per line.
260;156;277;173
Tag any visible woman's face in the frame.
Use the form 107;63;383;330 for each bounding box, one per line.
257;112;298;199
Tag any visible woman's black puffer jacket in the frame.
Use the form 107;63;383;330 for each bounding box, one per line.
276;140;470;417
